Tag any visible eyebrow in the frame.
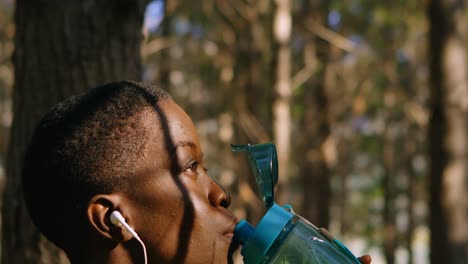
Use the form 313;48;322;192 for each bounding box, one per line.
172;141;197;151
169;141;198;158
170;141;204;159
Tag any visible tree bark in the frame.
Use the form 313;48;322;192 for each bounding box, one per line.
429;1;468;263
296;0;331;228
273;0;292;204
154;0;173;89
383;124;396;264
404;134;416;264
3;1;149;263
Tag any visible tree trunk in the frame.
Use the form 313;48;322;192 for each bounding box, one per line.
155;0;173;89
429;1;468;263
299;61;331;227
273;0;292;204
383;125;396;264
296;0;331;228
404;134;416;264
3;1;148;263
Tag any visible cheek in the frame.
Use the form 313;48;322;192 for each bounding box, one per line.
135;172;225;262
140;199;186;261
133;175;185;239
157;187;216;261
137;177;208;261
185;193;222;243
187;219;232;264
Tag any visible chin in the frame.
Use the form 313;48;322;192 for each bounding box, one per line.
227;237;240;264
207;235;239;264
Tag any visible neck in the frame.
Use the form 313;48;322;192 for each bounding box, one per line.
68;241;136;264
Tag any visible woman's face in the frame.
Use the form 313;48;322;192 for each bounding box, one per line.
126;100;238;264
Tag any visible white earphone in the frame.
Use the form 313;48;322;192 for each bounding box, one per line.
110;211;140;239
110;211;147;264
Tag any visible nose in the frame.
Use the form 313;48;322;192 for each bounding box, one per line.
208;179;231;208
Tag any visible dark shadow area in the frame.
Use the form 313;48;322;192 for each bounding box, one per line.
138;87;195;263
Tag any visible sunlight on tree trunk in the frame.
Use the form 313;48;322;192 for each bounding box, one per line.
273;0;292;204
429;1;468;263
441;36;468;262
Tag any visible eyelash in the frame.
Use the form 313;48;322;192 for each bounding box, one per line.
186;161;208;174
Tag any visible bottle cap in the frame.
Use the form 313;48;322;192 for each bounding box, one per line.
234;203;293;264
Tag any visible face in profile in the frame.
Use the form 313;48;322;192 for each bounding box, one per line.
122;100;238;263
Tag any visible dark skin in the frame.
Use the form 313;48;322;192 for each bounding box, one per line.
81;100;371;263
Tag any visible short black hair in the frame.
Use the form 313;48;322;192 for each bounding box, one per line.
22;80;171;249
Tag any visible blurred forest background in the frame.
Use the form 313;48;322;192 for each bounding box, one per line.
0;0;467;263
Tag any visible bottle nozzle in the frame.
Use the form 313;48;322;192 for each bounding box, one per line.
234;220;255;246
231;143;278;208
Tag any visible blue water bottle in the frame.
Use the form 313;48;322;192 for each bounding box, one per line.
232;143;362;264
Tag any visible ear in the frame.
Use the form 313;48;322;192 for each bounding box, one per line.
87;194;134;243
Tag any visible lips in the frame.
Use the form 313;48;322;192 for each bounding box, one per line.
213;223;240;264
223;218;238;237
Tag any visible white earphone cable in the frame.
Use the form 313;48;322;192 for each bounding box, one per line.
133;233;148;264
110;211;148;264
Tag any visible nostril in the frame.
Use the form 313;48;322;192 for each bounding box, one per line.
209;179;231;208
220;191;231;208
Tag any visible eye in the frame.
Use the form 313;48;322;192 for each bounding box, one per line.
186;161;199;173
185;161;208;174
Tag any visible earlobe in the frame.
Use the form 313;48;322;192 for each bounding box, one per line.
87;194;134;243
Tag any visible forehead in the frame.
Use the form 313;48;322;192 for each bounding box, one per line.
142;100;200;156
